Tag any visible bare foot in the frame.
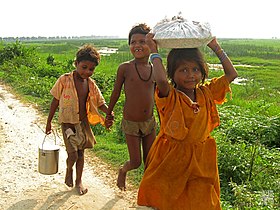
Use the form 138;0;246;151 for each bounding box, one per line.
65;168;73;187
75;182;88;195
117;168;126;191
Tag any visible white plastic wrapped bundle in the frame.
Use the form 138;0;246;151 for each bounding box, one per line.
152;16;213;48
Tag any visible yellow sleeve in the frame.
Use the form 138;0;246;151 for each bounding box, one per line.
50;75;64;100
204;75;231;105
87;79;106;126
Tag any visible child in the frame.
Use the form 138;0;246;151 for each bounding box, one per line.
137;34;238;209
106;24;156;191
45;44;113;195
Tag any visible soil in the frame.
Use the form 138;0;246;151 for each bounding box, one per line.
0;84;151;210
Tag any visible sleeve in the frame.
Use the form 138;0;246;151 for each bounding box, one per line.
89;80;106;107
155;85;189;140
204;75;231;105
155;85;173;113
50;76;64;100
87;79;106;126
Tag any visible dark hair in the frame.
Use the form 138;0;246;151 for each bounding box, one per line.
128;23;151;45
166;48;208;86
75;44;100;66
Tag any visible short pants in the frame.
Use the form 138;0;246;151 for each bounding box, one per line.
61;119;96;153
121;116;157;137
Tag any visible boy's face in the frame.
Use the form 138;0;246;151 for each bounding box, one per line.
75;60;97;79
173;60;202;91
129;34;151;59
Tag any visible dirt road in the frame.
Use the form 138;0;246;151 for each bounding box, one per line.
0;84;150;210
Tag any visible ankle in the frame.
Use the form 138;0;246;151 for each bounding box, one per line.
75;180;82;185
119;167;124;173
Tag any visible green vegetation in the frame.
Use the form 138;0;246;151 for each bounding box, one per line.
0;38;279;209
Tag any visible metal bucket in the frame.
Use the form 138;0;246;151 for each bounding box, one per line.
38;134;60;175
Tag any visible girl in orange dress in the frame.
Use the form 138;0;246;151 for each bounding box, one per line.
137;34;238;210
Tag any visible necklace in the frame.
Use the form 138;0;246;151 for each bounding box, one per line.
192;89;200;113
134;62;153;82
191;102;200;114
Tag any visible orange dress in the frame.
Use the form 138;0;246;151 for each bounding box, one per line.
137;76;231;210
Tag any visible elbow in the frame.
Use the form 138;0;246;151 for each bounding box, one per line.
157;79;169;88
232;71;238;80
227;70;238;83
156;80;169;97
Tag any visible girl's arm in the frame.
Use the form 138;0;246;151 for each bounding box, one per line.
207;37;238;83
146;33;170;97
45;97;59;134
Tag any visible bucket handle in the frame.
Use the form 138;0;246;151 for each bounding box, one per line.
42;132;57;151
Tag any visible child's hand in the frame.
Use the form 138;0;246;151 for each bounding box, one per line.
145;33;158;53
45;123;52;134
105;112;114;129
105;119;114;129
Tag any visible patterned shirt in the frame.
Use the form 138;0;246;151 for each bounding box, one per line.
50;71;105;125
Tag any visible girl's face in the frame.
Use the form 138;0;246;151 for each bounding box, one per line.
173;60;202;92
129;34;151;59
75;60;96;79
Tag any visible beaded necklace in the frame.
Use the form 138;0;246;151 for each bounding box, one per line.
134;62;153;82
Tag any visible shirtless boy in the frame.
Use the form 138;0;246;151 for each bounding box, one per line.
45;44;112;195
106;23;156;190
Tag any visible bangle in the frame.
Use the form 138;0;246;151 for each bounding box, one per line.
214;45;219;53
216;49;223;54
214;45;222;53
149;53;162;63
218;49;228;63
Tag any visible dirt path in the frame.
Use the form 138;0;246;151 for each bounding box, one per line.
0;84;150;210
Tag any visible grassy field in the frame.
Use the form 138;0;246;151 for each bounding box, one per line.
0;38;279;209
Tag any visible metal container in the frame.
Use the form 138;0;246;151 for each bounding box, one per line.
38;134;60;175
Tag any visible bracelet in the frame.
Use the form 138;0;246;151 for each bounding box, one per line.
214;45;223;54
218;49;228;63
149;53;162;63
214;45;219;53
215;49;223;54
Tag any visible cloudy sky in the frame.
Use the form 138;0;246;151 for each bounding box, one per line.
1;0;279;39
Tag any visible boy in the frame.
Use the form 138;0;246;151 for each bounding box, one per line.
106;23;156;190
45;44;113;195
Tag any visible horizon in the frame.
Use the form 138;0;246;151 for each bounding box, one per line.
1;0;279;39
1;35;279;41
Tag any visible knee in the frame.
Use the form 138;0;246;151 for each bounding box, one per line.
77;150;84;158
130;159;141;169
67;152;78;162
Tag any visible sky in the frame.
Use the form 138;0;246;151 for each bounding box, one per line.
1;0;279;39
